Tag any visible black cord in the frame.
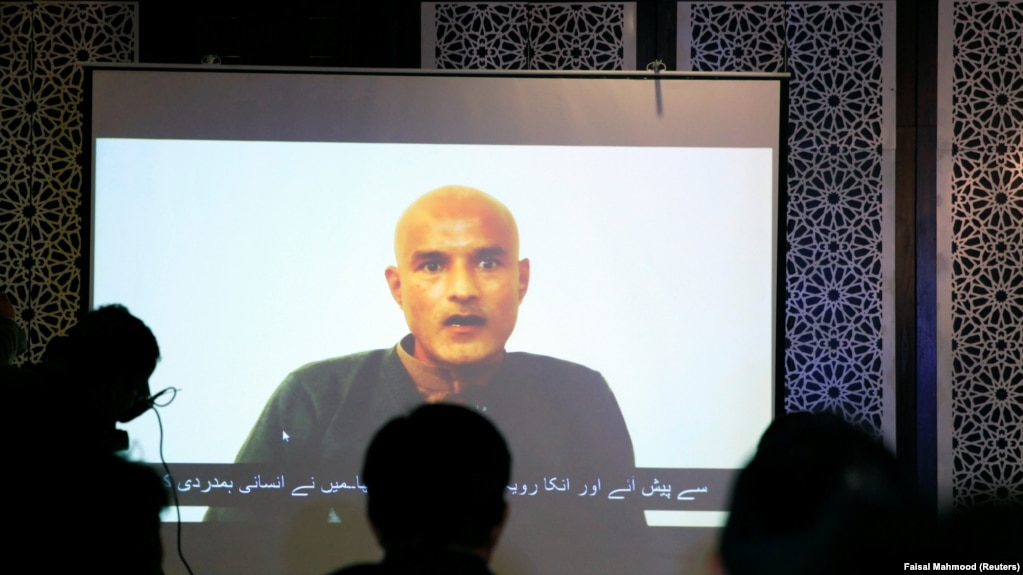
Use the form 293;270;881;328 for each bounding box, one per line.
153;406;195;575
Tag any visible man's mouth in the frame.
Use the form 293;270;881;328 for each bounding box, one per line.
445;315;485;327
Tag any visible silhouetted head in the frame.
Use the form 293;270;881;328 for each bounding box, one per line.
363;403;511;555
385;186;530;369
719;412;924;575
45;304;160;423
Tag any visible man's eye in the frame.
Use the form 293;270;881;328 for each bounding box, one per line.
422;262;442;272
478;258;500;270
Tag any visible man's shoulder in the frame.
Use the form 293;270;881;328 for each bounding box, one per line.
273;348;400;399
505;351;600;373
503;352;606;385
285;347;400;381
289;348;391;376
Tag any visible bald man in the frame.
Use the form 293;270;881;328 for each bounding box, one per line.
384;187;529;380
225;187;637;571
234;185;631;471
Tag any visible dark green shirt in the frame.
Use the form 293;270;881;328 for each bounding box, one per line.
235;344;634;483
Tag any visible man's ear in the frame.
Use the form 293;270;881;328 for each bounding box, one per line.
385;266;402;306
517;258;530;302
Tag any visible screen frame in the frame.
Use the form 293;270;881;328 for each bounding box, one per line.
81;64;789;423
81;64;790;575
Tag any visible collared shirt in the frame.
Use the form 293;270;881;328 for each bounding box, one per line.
395;334;503;402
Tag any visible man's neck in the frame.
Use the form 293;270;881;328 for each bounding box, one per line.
396;335;503;402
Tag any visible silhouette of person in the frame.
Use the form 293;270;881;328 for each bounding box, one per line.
328;403;510;575
717;412;926;575
1;303;160;453
2;305;166;574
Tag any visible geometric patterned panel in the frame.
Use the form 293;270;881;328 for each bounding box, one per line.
689;3;788;73
431;3;627;70
434;3;530;69
949;0;1023;508
0;4;35;360
528;3;625;70
690;3;888;435
0;2;136;363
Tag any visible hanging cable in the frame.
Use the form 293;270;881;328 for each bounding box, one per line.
152;397;195;575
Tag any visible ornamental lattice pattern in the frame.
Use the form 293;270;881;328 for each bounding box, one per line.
691;3;887;434
0;2;136;362
949;0;1023;508
433;3;625;69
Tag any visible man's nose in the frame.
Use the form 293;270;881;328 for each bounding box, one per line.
447;263;480;301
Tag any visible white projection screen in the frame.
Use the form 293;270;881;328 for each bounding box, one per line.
87;66;786;575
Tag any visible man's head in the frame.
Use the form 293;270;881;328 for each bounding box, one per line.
363;403;511;555
386;186;530;368
719;412;923;575
45;304;160;423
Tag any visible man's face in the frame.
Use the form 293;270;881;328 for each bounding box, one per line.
386;190;529;368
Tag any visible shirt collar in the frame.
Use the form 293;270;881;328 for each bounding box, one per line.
396;334;504;402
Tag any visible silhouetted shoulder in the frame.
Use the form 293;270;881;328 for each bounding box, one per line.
328;548;495;575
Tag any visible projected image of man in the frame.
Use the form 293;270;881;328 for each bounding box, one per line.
221;186;639;573
233;185;633;480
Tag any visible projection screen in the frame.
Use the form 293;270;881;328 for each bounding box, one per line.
86;66;786;575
